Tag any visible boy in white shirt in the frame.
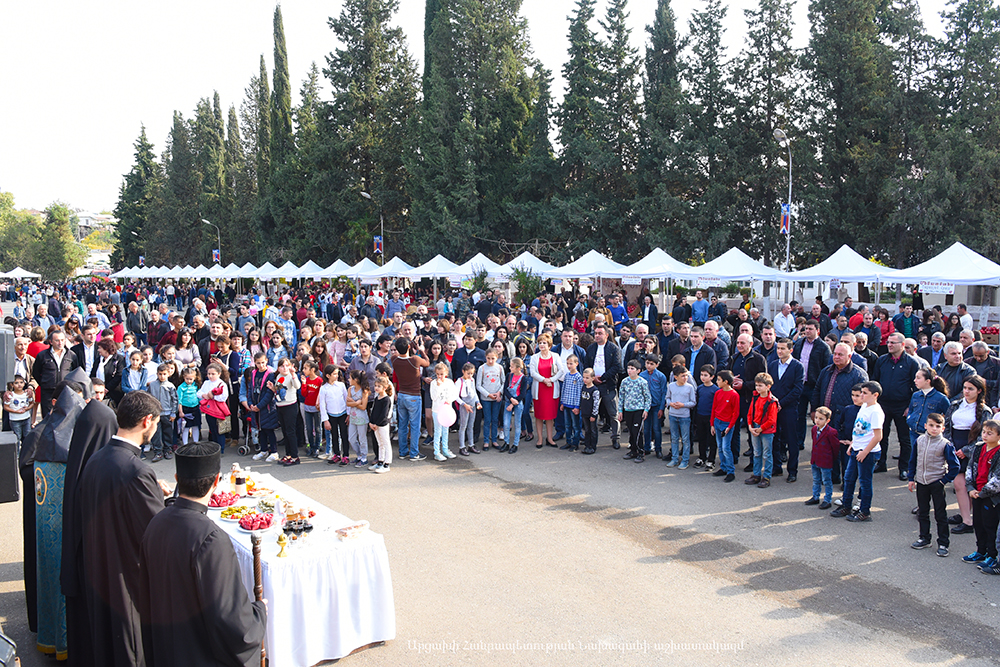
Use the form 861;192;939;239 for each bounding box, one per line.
831;381;884;522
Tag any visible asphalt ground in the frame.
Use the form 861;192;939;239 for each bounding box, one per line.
1;422;998;667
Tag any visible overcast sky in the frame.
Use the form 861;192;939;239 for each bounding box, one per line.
0;0;949;214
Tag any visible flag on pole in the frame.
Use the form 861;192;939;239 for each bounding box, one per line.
780;204;791;235
212;249;220;263
373;235;383;255
138;255;145;267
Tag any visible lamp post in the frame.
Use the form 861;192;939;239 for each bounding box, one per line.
130;231;145;267
360;191;384;266
201;218;221;264
774;128;793;303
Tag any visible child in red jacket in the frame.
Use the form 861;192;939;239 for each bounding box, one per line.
806;406;839;508
745;372;778;488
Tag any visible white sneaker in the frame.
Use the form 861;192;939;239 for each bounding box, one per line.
834;499;843;506
706;462;715;471
252;451;266;461
444;450;457;459
265;453;279;462
318;453;330;460
376;464;390;473
434;453;447;461
368;461;381;471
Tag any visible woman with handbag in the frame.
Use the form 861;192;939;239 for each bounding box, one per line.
198;361;231;453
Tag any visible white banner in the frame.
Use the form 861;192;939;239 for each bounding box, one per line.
696;277;722;288
829;278;841;290
919;281;955;295
621;275;642;286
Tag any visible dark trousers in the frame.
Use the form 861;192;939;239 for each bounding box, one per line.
972;497;1000;558
795;389;814;450
228;392;242;440
582;417;599;451
153;416;174;454
877;403;910;472
916;480;950;547
694;413;713;462
623;410;644;456
597;384;619;444
40;387;55;418
206;415;225;451
554;404;566;437
773;408;799;474
832;444;850;484
277;403;299;458
260;428;278;454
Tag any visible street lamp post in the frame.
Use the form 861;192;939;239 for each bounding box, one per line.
201;218;221;264
774;128;793;303
360;191;384;266
130;230;145;267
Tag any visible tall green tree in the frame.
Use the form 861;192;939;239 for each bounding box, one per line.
254;56;272;196
0;193;44;271
225;105;258;264
111;126;160;268
148;112;203;265
191;93;227;260
270;6;294;173
32;203;87;279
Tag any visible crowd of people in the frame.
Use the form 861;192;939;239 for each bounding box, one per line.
7;277;1000;661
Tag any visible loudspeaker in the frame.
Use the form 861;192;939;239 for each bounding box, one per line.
0;434;17;504
0;326;14;433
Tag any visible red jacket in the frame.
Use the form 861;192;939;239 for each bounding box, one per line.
711;389;740;430
747;392;778;434
810;424;840;468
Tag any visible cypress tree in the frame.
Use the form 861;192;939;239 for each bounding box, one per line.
255;56;272;195
270;6;294;174
149;112;203;264
111;126;160;269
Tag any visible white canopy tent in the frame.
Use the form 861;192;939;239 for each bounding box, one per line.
623;248;689;278
252;262;278;279
783;245;892;283
291;260;325;280
881;242;1000;286
234;262;258;278
349;258;379;278
4;267;42;279
547;250;628;279
500;251;557;278
260;261;300;281
201;264;226;279
404;254;461;280
216;263;241;279
183;265;208;279
319;259;352;277
358;256;415;280
452;252;507;279
672;248;784;282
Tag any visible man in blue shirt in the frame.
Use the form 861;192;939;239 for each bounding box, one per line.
608;294;628;334
690;290;710;327
276;307;297;344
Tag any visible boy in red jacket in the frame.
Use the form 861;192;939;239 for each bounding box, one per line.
745;372;778;488
806;406;839;508
711;370;741;482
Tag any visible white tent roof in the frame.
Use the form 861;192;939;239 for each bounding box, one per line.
500;252;557;278
202;264;226;279
234;262;258;278
623;248;688;278
547;250;628;279
317;259;351;278
291;260;325;279
672;248;784;282
216;263;241;279
349;258;379;277
452;252;506;278
114;266;135;278
252;262;278;279
404;254;461;279
783;245;891;283
184;265;209;279
263;261;301;280
359;256;415;279
150;266;172;278
4;266;41;279
880;242;1000;286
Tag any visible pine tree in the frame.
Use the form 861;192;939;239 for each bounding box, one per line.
191;93;227;260
423;0;441;97
149;112;203;265
255;56;272;196
225;105;258;264
111;126;160;269
32;203;87;279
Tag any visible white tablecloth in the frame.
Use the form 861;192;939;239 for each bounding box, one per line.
210;474;396;667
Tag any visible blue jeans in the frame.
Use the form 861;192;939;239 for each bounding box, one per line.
504;402;524;449
643;413;662;455
397;393;422;458
432;413;451;456
669;415;691;466
842;449;880;514
10;419;30;452
752;432;774;478
563;407;582;447
303;410;320;449
482;399;502;444
812;465;833;502
715;418;735;473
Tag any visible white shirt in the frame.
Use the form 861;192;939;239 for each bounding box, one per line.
960;313;974;331
951;399;977;431
774;312;796;338
13;355;29;381
559;344;576;362
593;344;606;378
112;434;141;453
852;402;885;452
82;343;96;374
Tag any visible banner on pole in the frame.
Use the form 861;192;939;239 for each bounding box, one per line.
919;281;954;295
780;204;791;235
373;236;383;256
212;249;220;263
138;255;145;267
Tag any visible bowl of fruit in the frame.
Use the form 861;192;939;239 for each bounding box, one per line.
220;505;255;522
238;512;275;533
208;491;241;509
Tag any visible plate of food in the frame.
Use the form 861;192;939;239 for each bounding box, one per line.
208;491;241;509
220;505;256;522
237;512;275;533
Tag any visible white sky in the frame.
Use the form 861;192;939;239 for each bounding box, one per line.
0;0;948;213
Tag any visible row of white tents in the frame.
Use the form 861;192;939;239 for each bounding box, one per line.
105;242;1000;287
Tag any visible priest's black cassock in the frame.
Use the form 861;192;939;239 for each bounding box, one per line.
61;398;118;667
78;436;164;667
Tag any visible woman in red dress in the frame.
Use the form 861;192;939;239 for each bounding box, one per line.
529;333;567;448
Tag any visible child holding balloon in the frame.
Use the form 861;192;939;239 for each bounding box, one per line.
429;362;459;461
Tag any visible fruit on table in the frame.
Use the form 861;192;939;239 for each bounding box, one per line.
209;491;240;508
221;505;255;520
239;512;274;531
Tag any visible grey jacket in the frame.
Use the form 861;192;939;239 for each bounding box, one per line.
148;379;179;417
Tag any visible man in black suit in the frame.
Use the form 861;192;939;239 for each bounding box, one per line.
792;319;833;455
32;330;79;417
78;391;168;667
585;323;623;449
639;295;658;332
767;338;804;481
197;321;225;378
683;327;717;380
728;334;767;471
667;321;691;360
71;325;100;378
918;331;947;368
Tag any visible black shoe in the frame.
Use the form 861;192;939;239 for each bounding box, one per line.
744;475;761;485
829;506;852;518
952;522;975;535
499;443;510;453
873;465;887;474
163;451;173;460
712;469;727;477
948;514;964;525
553;434;563;442
582;448;596;455
786;474;797;483
612;441;621;450
509;446;518;454
912;506;919;514
772;468;784;477
151;453;163;463
623;452;637;460
831;478;842;486
536;442;543;449
898;471;908;481
818;501;832;509
742;449;753;457
743;463;754;472
635;456;644;463
805;497;820;505
559;443;572;450
724;473;735;482
846;511;871;522
798;444;805;450
911;538;932;550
